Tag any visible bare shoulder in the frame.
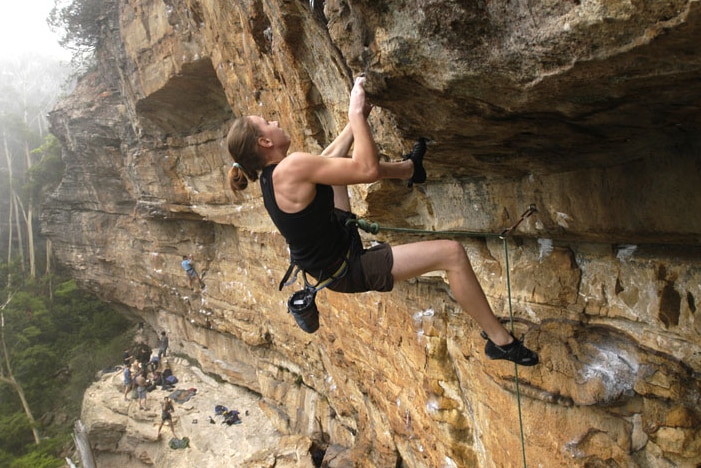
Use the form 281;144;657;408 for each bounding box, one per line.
272;152;319;211
280;151;319;168
276;152;324;180
277;150;358;187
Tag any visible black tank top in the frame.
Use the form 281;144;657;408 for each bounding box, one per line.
260;165;349;273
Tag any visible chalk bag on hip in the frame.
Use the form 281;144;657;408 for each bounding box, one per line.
287;287;319;333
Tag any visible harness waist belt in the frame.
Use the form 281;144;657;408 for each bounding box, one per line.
278;247;350;292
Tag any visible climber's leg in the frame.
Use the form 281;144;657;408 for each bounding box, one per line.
391;240;510;342
391;239;538;365
392;240;538;366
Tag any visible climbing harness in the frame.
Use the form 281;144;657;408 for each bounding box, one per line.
347;204;537;468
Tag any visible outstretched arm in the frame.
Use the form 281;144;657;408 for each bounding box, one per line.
320;123;353;159
319;94;374;209
321;122;355;211
320;89;373;160
287;77;379;184
347;77;378;179
273;77;414;214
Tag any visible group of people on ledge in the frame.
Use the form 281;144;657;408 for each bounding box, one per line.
122;331;179;439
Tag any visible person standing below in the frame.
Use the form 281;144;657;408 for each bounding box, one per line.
224;76;539;366
135;372;148;410
148;355;160;374
123;365;133;400
157;396;178;439
181;255;203;291
158;331;169;362
122;348;133;366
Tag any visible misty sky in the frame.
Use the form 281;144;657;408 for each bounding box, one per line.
0;0;70;59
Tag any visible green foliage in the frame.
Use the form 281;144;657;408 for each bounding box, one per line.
48;0;116;67
24;136;65;201
9;436;69;468
53;280;77;297
0;450;14;467
10;452;63;468
14;345;62;412
0;269;134;462
0;50;72;274
0;114;42;157
62;332;132;416
0;413;34;454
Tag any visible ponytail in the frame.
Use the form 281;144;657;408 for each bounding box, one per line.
227;163;248;192
226;116;264;193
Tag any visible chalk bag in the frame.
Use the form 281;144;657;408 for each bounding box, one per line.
287;287;319;333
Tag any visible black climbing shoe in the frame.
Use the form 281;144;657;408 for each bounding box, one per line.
481;331;539;366
403;137;427;187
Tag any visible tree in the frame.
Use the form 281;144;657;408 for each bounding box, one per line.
0;293;41;445
48;0;116;69
2;126;20;285
0;56;70;281
26;136;66;280
0;270;133;461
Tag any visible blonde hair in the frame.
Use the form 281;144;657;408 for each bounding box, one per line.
226;116;265;192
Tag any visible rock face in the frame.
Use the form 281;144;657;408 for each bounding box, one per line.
44;0;701;466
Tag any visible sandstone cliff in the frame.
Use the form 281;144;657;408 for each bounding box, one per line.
44;0;701;466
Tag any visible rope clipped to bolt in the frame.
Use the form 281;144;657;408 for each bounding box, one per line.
346;204;537;239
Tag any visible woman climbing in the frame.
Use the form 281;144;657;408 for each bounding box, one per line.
225;76;538;366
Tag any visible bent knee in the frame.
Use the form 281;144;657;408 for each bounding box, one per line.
442;240;470;265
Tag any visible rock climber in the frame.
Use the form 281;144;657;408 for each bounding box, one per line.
224;76;538;366
181;255;203;291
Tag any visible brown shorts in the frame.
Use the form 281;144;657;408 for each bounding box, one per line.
326;242;394;293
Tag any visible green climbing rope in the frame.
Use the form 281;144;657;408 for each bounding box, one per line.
503;231;529;468
347;204;537;468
